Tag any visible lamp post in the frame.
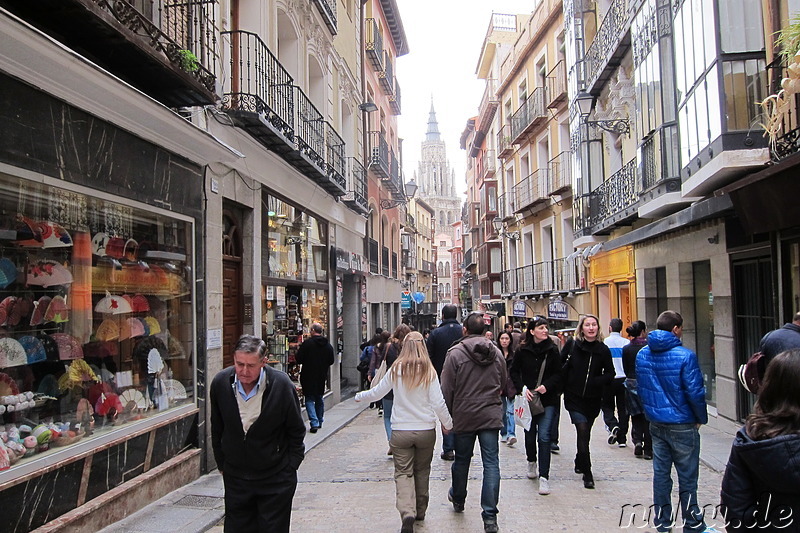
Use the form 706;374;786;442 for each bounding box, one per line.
575;91;630;135
380;179;417;209
492;216;520;240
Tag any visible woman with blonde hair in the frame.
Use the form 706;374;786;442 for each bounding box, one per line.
356;331;453;533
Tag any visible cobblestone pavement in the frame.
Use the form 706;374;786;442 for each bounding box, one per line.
284;407;724;533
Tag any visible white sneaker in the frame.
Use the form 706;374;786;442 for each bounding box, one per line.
527;461;538;479
618;443;627;448
500;435;508;443
507;436;517;446
538;477;550;495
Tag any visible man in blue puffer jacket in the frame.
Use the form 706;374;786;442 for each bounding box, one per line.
637;310;718;533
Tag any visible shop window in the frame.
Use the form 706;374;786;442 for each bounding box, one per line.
0;173;195;474
263;195;328;283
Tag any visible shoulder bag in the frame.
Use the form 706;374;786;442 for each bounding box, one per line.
527;356;547;417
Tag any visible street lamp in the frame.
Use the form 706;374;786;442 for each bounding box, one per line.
380;179;417;209
575;91;630;135
492;216;520;240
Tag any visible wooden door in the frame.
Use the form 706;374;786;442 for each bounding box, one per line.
222;210;243;368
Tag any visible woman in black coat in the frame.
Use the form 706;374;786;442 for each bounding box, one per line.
510;317;562;495
561;314;615;489
720;350;800;532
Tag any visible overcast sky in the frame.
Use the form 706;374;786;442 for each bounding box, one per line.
395;0;535;197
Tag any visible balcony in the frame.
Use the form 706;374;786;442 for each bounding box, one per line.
420;260;434;273
365;19;384;71
223;30;294;153
369;238;379;274
342;158;369;215
477;78;500;133
382;246;390;277
546;60;567;107
3;0;217;107
548;151;572;195
514;258;587;295
464;248;475;268
573;194;595;238
368;131;390;178
482;150;497;179
638;125;684;218
497;192;516;221
510;87;547;143
379;51;394;94
497;124;514;159
386;149;404;199
574;158;639;236
324;122;347;195
512;169;550;213
389;78;401;115
311;0;337;35
584;0;631;92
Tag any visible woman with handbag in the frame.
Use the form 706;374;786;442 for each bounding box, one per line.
497;331;517;447
509;317;562;495
355;331;453;533
560;314;615;489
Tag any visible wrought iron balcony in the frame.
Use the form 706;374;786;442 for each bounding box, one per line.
368;238;379;274
482;150;497;179
311;0;337;35
420;260;434;273
365;18;384;71
379;51;394;94
382;246;390;277
389;79;402;115
386;149;404;199
546;60;567;107
368;131;390;179
343;158;369;215
511;87;547;143
223;30;294;153
592;158;639;233
477;78;500;133
324;122;347;195
572;193;597;238
513;169;550;213
640;125;679;192
3;0;217;107
497;192;516;221
497;124;514;159
513;257;587;295
548;151;572;195
584;0;631;91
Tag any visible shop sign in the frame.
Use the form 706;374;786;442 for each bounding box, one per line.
350;253;366;273
401;290;412;309
548;300;568;320
513;300;527;317
335;248;350;270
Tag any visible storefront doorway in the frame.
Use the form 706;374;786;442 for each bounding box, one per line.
222;210;243;368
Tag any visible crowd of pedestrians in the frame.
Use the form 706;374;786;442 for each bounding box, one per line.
209;308;800;533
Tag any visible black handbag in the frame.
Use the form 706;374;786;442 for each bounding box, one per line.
528;358;547;416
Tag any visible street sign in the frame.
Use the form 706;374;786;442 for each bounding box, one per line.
401;290;412;309
513;300;527;317
548;300;568;320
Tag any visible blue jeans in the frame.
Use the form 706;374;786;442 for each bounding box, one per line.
305;394;324;429
382;398;393;441
524;405;556;478
442;429;454;453
500;397;516;439
650;422;707;533
451;429;500;522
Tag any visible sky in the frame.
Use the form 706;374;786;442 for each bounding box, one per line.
395;0;536;197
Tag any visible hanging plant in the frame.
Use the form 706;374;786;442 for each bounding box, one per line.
177;49;200;73
776;14;800;64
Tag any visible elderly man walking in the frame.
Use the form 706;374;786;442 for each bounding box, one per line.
441;313;508;533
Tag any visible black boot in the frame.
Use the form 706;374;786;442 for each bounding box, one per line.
583;470;595;489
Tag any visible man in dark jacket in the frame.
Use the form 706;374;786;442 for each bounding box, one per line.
296;323;335;432
636;311;714;533
427;303;463;460
441;313;507;533
210;334;305;533
759;312;800;363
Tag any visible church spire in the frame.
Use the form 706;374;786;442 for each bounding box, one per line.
426;98;441;142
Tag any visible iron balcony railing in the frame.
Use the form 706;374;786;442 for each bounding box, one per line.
464;248;474;268
392;252;398;278
368;238;379;274
294;86;326;171
478;78;500;131
513;169;550;212
513;258;587;294
343;158;368;214
382;246;390;277
593;158;638;226
497;124;514;158
511;87;547;143
640;124;679;191
368;131;390;178
311;0;337;34
379;51;394;94
388;149;403;198
420;260;434;273
389;78;402;114
365;18;384;71
547;60;567;107
223;30;294;139
482;149;497;179
584;0;630;90
573;194;596;237
325;122;347;193
548;151;572;194
497;192;516;220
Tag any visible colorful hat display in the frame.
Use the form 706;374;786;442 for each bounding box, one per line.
19;336;46;365
143;316;161;336
0;338;26;368
51;333;83;360
44;295;69;323
0;258;18;289
122;294;150;313
95;318;120;342
29;296;51;326
26;260;73;287
94;293;133;315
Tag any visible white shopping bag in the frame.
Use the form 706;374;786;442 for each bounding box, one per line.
514;387;532;431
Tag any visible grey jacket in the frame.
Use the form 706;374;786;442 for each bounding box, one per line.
440;334;507;433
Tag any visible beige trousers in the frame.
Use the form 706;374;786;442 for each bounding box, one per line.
389;429;437;520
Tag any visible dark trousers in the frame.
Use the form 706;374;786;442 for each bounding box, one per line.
601;378;629;443
631;413;652;453
223;466;297;533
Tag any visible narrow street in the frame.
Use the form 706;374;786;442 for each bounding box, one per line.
286;407;724;532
